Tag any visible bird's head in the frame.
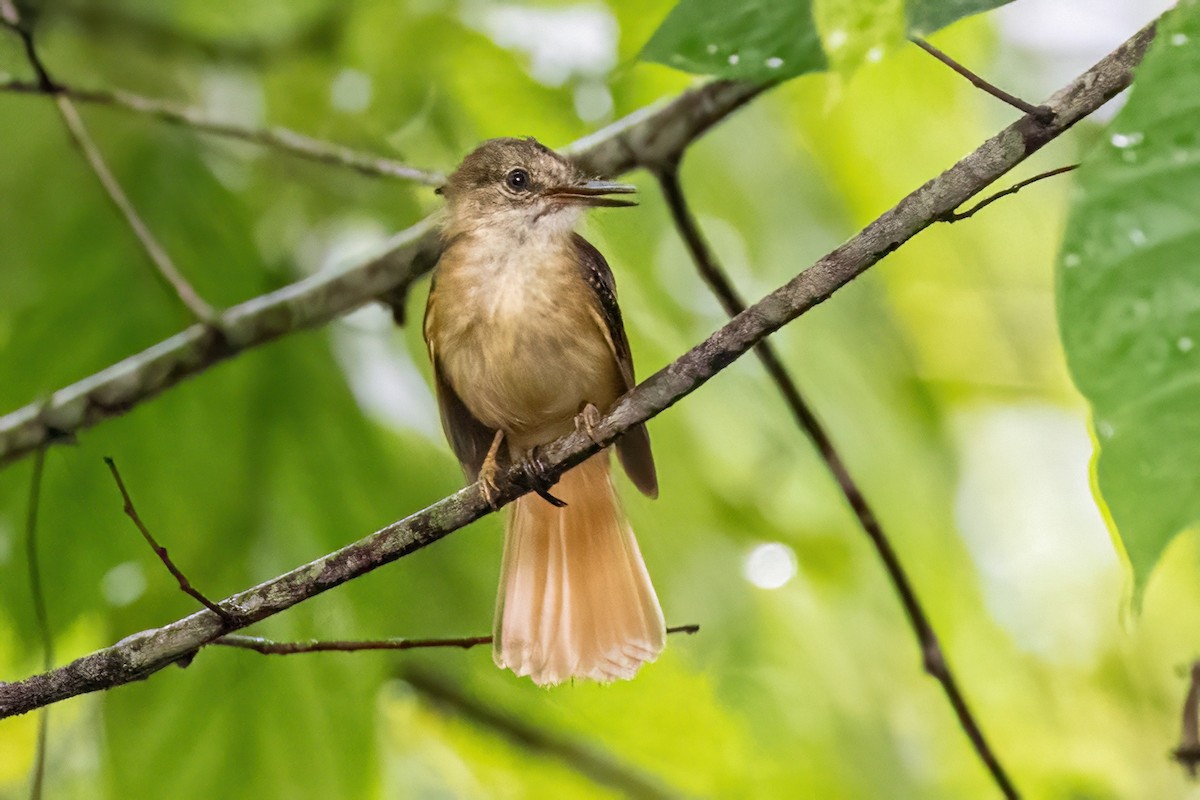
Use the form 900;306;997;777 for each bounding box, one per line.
439;137;635;237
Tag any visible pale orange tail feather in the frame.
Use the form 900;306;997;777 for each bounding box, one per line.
494;452;665;686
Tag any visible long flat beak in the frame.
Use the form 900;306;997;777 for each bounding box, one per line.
545;180;637;208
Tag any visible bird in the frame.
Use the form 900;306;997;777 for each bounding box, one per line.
422;137;665;686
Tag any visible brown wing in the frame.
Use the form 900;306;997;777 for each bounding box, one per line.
572;233;658;498
424;275;496;483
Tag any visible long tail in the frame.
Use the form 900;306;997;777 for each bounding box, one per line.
494;452;665;686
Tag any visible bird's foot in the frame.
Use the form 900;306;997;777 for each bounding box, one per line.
517;446;567;508
478;430;505;510
574;403;605;446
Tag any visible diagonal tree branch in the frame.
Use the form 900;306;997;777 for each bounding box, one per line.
0;20;1156;721
656;164;1016;797
1;4;215;323
0;78;766;470
0;78;446;185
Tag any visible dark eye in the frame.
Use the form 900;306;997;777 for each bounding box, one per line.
506;168;530;191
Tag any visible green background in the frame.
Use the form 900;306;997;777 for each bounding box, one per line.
0;0;1192;797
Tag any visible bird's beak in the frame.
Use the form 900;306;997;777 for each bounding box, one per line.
545;180;637;208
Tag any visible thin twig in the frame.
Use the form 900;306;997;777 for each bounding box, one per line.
404;668;676;800
0;9;216;323
939;164;1079;222
1175;661;1200;777
0;79;446;185
913;37;1054;123
212;624;699;655
656;165;1017;799
23;447;50;800
53;99;217;321
103;457;235;625
0;19;1158;721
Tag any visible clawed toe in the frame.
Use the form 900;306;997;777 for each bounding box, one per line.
574;403;604;445
478;460;502;510
518;447;567;508
478;429;505;510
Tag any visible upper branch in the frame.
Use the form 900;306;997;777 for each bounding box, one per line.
1;2;216;322
0;79;446;185
0;79;765;470
0;20;1157;720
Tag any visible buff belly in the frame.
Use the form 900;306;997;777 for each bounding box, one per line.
433;263;620;452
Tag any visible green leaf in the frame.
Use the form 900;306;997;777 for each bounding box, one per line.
1057;2;1200;602
639;0;826;82
906;0;1017;35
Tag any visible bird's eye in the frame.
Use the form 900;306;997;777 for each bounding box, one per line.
506;168;530;191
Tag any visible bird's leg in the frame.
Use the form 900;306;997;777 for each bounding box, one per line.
574;402;604;446
517;446;568;508
478;429;505;509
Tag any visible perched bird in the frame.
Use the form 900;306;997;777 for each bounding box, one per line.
423;137;665;686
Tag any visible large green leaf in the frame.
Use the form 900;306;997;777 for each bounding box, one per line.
906;0;1017;35
640;0;1021;82
1058;3;1200;601
639;0;826;82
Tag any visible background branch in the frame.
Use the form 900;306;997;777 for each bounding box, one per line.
0;79;766;469
23;447;50;800
656;164;1015;798
939;164;1079;222
403;668;677;800
1;6;215;322
212;625;698;655
42;4;344;67
104;457;234;624
0;78;446;185
0;20;1155;722
1175;661;1200;777
912;36;1053;122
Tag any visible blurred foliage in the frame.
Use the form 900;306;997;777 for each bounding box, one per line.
0;0;1192;798
906;0;1015;36
639;0;825;82
1058;0;1200;608
639;0;1017;81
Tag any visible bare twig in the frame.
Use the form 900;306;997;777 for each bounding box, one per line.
0;19;1157;721
0;79;766;469
103;457;234;625
212;624;699;656
657;165;1016;798
0;8;215;323
215;634;491;654
23;447;50;800
939;164;1079;222
53;100;217;322
1175;661;1200;777
0;79;446;185
404;669;676;800
913;37;1054;123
